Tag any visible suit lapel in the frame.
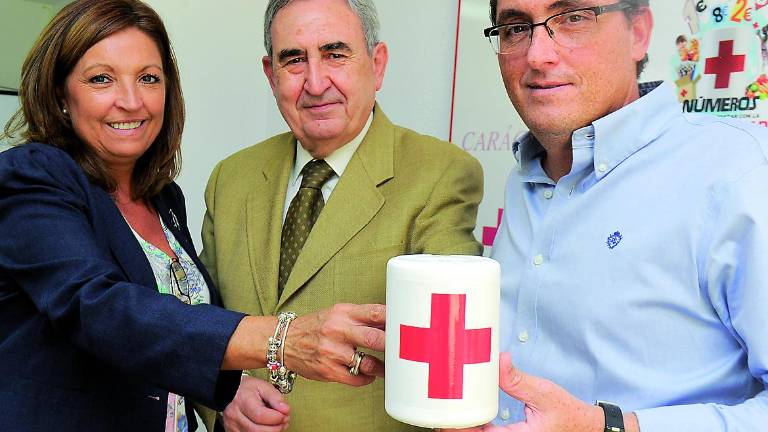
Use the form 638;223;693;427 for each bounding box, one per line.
277;107;395;309
247;137;295;313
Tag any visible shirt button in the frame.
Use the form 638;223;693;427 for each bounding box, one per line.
598;163;608;173
533;254;544;266
518;330;529;343
543;189;553;199
500;407;511;420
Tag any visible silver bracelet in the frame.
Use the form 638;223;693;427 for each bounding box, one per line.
266;311;297;394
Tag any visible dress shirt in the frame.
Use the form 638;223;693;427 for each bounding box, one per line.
491;81;768;430
282;112;374;222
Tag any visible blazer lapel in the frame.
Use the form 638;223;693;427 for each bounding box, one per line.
248;138;295;313
277;107;395;309
95;190;156;288
154;190;223;304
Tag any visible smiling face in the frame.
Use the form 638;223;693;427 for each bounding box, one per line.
63;27;165;175
495;0;651;144
262;0;388;158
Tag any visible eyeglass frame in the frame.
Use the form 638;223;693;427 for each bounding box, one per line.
483;2;632;55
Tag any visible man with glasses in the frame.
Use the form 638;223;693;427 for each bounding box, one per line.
446;1;768;431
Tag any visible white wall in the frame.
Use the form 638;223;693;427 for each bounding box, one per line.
0;95;20;150
144;0;460;250
1;0;67;151
0;0;463;250
0;0;62;89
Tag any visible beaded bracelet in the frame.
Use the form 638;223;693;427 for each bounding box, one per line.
266;311;298;394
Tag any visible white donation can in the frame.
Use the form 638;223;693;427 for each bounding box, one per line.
385;254;500;429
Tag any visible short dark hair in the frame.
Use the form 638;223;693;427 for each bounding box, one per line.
488;0;651;77
4;0;184;201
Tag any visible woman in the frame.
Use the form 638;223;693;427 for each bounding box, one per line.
0;1;386;431
0;1;255;430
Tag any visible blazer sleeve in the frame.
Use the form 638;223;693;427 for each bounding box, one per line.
0;145;246;410
410;150;484;255
155;180;244;405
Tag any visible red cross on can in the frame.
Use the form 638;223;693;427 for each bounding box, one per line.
385;255;500;429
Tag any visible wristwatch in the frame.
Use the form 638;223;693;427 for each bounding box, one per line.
596;400;625;432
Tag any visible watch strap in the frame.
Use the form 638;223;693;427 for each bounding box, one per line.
597;400;625;432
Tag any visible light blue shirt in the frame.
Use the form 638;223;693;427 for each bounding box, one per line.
491;82;768;431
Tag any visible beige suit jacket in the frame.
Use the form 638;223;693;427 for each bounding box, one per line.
200;107;483;431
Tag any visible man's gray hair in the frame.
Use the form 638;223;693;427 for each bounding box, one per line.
263;0;380;56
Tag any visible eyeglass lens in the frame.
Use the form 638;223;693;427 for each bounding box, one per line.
492;9;599;55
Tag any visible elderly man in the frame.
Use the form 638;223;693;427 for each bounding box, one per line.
447;1;768;432
199;0;483;430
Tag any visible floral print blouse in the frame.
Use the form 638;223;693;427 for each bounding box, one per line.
129;218;211;432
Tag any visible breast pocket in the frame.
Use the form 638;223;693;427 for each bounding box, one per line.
332;243;405;305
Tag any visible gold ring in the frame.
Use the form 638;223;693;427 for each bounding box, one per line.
348;351;365;376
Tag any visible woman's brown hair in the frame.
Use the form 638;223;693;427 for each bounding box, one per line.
4;0;184;200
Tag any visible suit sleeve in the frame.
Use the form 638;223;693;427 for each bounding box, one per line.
411;151;484;255
0;146;245;410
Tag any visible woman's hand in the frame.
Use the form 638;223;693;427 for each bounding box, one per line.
284;303;386;386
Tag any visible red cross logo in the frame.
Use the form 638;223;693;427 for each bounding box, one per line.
482;208;504;247
680;89;689;98
704;40;746;89
400;293;492;399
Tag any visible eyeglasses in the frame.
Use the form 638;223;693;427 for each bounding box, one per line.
170;258;191;304
483;2;630;56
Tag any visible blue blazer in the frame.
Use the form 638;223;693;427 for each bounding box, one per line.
0;143;246;431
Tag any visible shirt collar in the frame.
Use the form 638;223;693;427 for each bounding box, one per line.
290;111;374;185
513;81;676;181
512;133;550;183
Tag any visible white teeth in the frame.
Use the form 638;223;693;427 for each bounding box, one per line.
109;121;142;130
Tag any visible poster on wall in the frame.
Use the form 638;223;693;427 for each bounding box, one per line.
451;0;760;254
675;0;768;126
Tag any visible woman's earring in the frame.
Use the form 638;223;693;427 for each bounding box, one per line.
62;107;68;114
